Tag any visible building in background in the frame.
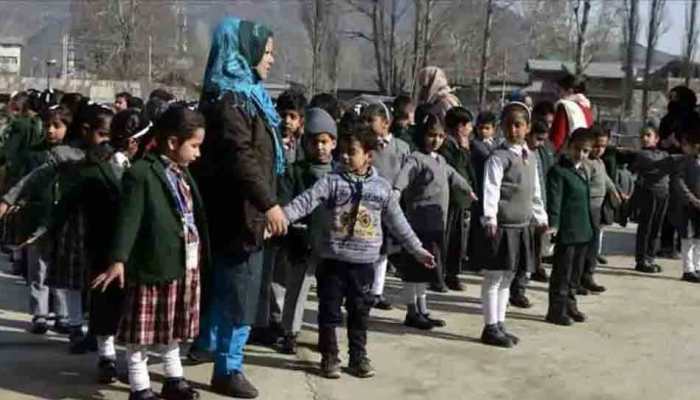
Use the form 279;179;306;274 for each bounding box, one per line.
0;39;22;76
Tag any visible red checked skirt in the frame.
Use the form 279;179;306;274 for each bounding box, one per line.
117;266;200;345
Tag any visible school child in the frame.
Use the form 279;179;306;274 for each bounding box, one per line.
480;102;548;347
390;94;416;149
394;111;474;329
92;106;208;400
283;126;434;378
114;91;133;112
670;117;700;283
468;111;500;273
361;102;411;304
629;125;675;273
546;128;595;326
532;101;556;131
275;107;337;354
439;106;477;291
526;119;556;283
277;89;307;164
581;125;619;294
310;93;342;122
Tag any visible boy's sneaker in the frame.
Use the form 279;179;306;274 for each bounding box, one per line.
372;295;393;310
480;324;513;348
97;357;118;384
682;272;700;283
211;373;258;398
29;318;48;335
423;313;446;328
161;378;199;400
274;333;298;355
128;389;161;400
403;312;433;330
348;356;375;378
497;322;519;345
320;354;342;379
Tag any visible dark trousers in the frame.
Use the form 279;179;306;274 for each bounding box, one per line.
660;215;680;253
444;205;470;279
583;204;602;283
635;189;669;265
316;259;374;359
548;242;588;319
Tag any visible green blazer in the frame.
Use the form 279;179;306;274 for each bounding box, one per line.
438;137;476;208
108;153;210;285
547;157;594;245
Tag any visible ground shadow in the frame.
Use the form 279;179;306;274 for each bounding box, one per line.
594;266;680;282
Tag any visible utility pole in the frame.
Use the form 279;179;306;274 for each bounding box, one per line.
478;0;494;110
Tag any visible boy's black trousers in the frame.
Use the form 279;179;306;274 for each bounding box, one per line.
316;259;374;359
548;242;588;319
444;204;470;279
635;189;669;266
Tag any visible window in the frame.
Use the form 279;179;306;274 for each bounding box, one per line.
0;56;18;65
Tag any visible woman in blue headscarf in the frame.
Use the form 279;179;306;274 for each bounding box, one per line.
192;17;287;399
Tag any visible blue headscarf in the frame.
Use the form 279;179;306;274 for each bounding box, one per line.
202;17;285;175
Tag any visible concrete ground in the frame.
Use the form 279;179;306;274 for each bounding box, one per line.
1;225;699;400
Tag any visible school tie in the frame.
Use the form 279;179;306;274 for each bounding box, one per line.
170;166;194;214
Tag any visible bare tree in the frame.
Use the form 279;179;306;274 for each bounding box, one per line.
478;0;494;110
641;0;667;121
685;0;699;86
573;0;592;78
300;0;340;95
622;0;640;117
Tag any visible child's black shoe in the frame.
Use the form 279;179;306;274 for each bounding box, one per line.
682;272;700;283
509;295;532;308
480;324;513;348
161;378;199;400
545;314;573;326
53;320;72;335
68;326;87;354
348;356;375;378
531;268;549;283
320;354;342;379
404;312;433;330
635;263;658;274
97;357;117;384
29;317;48;335
128;389;161;400
576;287;590;296
428;283;449;293
445;276;465;291
274;333;298;355
596;255;609;265
497;322;519;345
423;313;446;328
568;306;587;323
582;279;606;293
372;295;393;310
211;373;258;398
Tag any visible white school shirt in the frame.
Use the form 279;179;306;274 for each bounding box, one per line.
481;142;548;227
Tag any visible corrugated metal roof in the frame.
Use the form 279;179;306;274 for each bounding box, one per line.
528;59;626;79
526;59;564;72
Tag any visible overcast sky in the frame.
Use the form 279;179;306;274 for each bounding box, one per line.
646;0;692;56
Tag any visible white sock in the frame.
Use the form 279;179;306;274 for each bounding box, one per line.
416;283;428;314
160;341;183;379
692;239;700;273
97;335;116;358
66;289;83;326
682;239;694;273
497;272;515;323
598;229;605;256
402;282;417;305
371;255;388;296
481;271;502;325
126;344;150;392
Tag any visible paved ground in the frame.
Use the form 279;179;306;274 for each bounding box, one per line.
1;225;699;400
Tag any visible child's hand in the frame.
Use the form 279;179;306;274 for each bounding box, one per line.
0;202;8;219
536;223;549;234
415;248;436;269
91;262;125;292
265;205;289;237
470;192;478;201
485;223;498;239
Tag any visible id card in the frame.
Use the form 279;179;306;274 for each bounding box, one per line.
186;241;199;270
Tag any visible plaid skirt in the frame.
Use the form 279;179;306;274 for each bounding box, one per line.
117;266;200;345
48;208;88;290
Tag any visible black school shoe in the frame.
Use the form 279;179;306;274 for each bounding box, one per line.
71;333;98;354
428;283;449;293
372;295;393;310
497;322;519;345
161;378;199;400
682;272;700;283
211;372;259;399
129;389;161;400
531;268;549;283
404;312;434;330
348;356;376;378
97;357;118;384
274;333;298;355
567;307;587;323
445;276;465;291
545;314;574;326
596;255;609;265
320;354;342;379
29;318;48;335
53;320;72;335
582;279;606;293
423;313;446;328
635;263;660;274
509;295;532;308
480;324;513;348
576;287;590;296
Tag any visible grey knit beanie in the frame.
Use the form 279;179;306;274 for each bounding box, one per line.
304;107;337;139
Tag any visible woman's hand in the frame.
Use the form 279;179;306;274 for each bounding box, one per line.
91;262;125;292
